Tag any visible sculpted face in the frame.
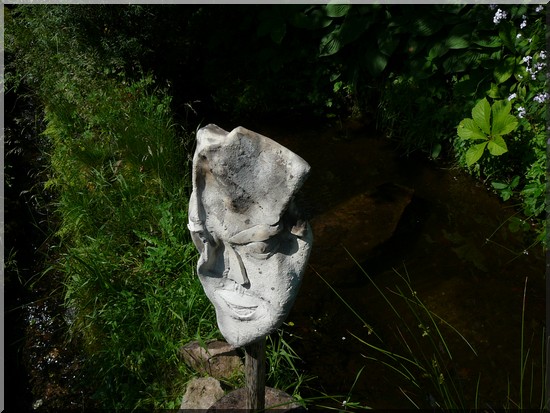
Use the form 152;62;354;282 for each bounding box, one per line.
188;124;312;348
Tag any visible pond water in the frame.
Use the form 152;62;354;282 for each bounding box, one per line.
241;117;546;410
7;109;545;410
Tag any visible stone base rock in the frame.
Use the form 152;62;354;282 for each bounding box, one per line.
180;377;224;411
179;340;244;380
208;387;305;412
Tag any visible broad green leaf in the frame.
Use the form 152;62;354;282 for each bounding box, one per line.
427;42;449;61
445;35;470;50
487;134;508;156
445;23;472;49
411;16;443;36
471;98;491;135
364;48;388;77
491;99;518;136
466;142;488;166
486;82;502;99
326;3;351;18
491;181;509;190
473;36;502;48
457;118;488;141
498;22;516;53
319;29;342;56
493;56;516;84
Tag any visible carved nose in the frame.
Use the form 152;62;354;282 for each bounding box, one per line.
225;245;250;286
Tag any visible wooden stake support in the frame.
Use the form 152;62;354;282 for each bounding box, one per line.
244;337;266;412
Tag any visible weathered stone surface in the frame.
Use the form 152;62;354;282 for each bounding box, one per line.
180;377;224;411
208;386;305;412
179;340;243;380
188;124;313;348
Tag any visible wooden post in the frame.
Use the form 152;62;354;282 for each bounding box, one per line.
245;337;266;412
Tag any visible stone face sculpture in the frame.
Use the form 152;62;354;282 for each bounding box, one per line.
188;124;312;348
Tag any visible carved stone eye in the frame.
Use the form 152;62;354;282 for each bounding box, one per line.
240;238;280;259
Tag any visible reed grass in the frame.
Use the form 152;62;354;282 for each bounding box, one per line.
314;247;546;411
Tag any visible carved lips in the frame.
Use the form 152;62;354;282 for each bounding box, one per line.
217;288;262;320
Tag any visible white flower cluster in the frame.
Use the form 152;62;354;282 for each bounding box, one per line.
517;106;526;118
493;8;508;24
533;92;549;103
523;51;547;80
535;5;544;13
520;15;528;29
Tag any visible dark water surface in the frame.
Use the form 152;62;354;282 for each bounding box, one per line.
241;118;546;410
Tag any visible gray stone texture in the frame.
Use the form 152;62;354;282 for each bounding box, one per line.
180;376;224;411
188;124;312;348
179;340;243;380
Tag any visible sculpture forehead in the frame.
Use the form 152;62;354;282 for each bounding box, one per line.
194;124;310;234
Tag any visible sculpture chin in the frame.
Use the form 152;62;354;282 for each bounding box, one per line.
215;301;288;348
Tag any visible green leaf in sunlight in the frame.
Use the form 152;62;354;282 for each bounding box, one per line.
457;118;487;141
465;141;488;166
491;99;518;137
487;134;508;156
471;98;491;135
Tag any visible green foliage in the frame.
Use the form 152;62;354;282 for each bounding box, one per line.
452;5;547;240
7;5;222;409
266;329;314;399
457;98;518;166
43;75;220;409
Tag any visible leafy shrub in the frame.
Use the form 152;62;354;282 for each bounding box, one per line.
454;5;547;241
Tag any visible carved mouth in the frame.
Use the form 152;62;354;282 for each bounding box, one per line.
217;289;260;320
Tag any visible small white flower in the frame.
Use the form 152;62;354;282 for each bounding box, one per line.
523;55;532;64
517;106;526;118
520;20;527;29
517;33;522;39
493;9;508;24
489;4;498;11
534;92;549;103
536;5;544;13
539;50;547;60
508;93;517;101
